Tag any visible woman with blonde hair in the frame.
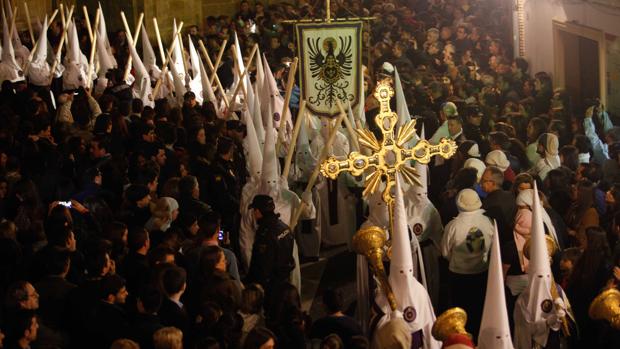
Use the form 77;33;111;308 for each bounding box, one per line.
145;197;179;232
153;327;183;349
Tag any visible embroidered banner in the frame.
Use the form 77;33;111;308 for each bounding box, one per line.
296;21;362;118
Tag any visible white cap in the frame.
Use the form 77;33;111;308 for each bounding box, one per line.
485;150;510;172
464;158;486;182
295;111;316;180
478;222;513;349
456;188;482;212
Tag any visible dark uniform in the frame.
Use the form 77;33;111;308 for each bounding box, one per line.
246;195;295;314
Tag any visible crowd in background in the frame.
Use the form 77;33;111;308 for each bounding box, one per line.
0;0;619;348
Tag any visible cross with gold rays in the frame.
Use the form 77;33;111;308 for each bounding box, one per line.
320;79;457;227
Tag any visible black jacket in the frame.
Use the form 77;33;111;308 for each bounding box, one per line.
247;214;295;288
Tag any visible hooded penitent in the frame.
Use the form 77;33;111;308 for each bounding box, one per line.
252;84;265;149
4;4;29;69
187;36;203;105
141;24;160;80
514;183;560;349
95;4;117;94
478;223;513;349
0;8;24;85
374;174;441;349
242;108;262;180
169;19;186;106
27;16;51;86
294;112;316;182
63;20;89;90
125;24;154;108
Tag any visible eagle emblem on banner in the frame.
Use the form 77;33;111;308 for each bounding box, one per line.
297;22;362;118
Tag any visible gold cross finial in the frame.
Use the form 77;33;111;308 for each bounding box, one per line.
321;79;457;208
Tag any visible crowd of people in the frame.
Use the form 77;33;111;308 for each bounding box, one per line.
0;0;619;348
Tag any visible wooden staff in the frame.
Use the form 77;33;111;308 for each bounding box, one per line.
282;100;307;180
177;30;189;78
152;21;184;99
48;6;75;85
210;39;227;85
82;5;93;43
120;11;143;82
23;2;35;45
86;9;100;89
8;6;18;39
197;39;228;109
276;57;298;154
152;18;166;64
289;110;346;230
337;100;360;151
225;44;257;119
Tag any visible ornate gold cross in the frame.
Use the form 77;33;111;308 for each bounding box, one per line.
320;79;457;209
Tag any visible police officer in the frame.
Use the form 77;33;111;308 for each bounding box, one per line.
207;136;242;254
246;194;295;313
225;120;249;188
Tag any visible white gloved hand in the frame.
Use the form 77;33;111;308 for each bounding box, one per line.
546;313;562;331
554;298;566;318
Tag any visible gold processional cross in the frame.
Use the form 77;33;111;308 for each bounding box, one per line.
320;79;458;231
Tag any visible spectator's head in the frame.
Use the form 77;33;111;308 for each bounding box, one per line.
47;225;76;251
240;283;265;315
128;228;150;253
110;339;140;349
45;247;72;277
90;135;111;159
485;150;510;173
488;131;510;151
217;136;236;160
249;194;276;219
447;116;463;138
455;188;482;212
5;281;39;310
243;326;276;349
512;173;534;196
322;287;345;314
179;175;200;199
321;334;344;349
153;327;183;349
137;285;162;315
5;310;38;347
198;211;221;241
125;184;151;208
559;247;582;275
559;145;579;172
101;274;128;304
148;245;176;266
200;245;227;278
161;266;187;298
481;166;504;193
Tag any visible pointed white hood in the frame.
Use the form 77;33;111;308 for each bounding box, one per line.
141;24;160;79
63;20;89;90
523;182;554;347
5;4;29;68
478;223;513;349
252;83;265;149
126;27;154;108
394;67;411;129
295;112;316;181
233;31;254;115
171;19;185;83
187;36;203;104
95;3;117;94
199;53;217;108
27;15;51;86
382;174;440;348
0;8;24;85
366;186;390;230
258;107;280;198
255;46;265;95
242;108;263;179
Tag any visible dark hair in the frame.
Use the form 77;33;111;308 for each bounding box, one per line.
217;136;236;156
198;211;221;239
148;245;176;267
528;117;548;143
243;326;276;349
568;226;610;287
453;167;478;191
559;145;579;172
573;135;592;157
5;309;37;342
138;285;162;314
4;281;31;309
322;287;345;314
161;266;186;296
199;246;224;279
128;228;149;252
45;247;72;276
100;274;126;299
560;247;582;265
488;131;510;150
47;225;73;248
179;175;199;198
92;135;111;154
